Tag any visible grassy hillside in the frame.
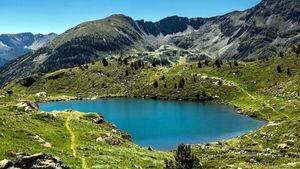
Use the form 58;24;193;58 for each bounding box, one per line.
0;46;299;168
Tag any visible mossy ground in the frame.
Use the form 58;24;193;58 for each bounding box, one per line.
0;47;299;168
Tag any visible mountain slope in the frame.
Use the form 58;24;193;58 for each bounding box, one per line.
0;58;7;67
0;0;299;85
0;32;57;63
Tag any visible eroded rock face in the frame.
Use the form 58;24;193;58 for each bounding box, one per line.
0;153;68;169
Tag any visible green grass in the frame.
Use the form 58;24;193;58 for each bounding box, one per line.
0;47;299;168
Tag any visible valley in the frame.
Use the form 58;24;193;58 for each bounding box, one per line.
0;46;299;168
0;0;299;168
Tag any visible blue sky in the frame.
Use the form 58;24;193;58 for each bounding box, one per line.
0;0;261;34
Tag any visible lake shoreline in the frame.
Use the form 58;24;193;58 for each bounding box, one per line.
39;95;267;150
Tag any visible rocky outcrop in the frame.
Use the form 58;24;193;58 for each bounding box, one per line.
0;153;68;169
17;101;39;112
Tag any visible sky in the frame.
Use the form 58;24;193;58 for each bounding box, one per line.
0;0;261;34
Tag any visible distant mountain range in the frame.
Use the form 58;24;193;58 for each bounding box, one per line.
0;0;299;85
0;32;57;66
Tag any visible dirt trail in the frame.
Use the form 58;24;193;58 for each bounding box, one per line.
65;113;89;169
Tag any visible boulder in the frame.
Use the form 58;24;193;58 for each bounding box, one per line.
92;116;105;124
0;153;68;169
35;92;47;98
5;89;13;96
17;101;39;111
148;146;154;151
0;159;13;169
278;143;289;150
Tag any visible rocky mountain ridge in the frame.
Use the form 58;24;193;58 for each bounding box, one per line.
0;32;57;66
0;0;299;85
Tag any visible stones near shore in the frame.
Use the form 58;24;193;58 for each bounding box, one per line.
0;153;68;169
92;115;105;124
148;146;154;151
17;101;39;112
35;92;47;99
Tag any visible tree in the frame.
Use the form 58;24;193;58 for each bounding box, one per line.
204;60;209;66
178;78;186;88
153;81;159;88
214;60;221;68
287;68;292;76
102;58;109;67
228;61;232;68
197;61;202;68
277;65;282;73
165;144;202;169
234;60;239;67
279;51;284;58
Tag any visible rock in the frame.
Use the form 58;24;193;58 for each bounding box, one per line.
249;158;257;163
278;143;289;150
0;159;13;169
96;137;104;142
5;89;13;96
90;97;97;100
35;92;47;98
285;140;295;146
0;153;68;169
31;135;52;148
17;101;39;111
250;141;259;146
91;115;105;124
148;146;154;151
279;107;285;111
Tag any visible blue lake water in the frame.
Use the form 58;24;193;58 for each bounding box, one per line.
40;99;266;150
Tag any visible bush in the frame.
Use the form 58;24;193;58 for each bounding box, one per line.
153;81;159;88
234;60;239;67
178;78;185;88
277;65;282;73
165;144;202;169
102;58;109;67
287;68;292;76
197;61;202;68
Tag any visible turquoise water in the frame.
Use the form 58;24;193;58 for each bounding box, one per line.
40;99;265;150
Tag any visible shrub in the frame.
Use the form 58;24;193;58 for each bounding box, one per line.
102;58;109;67
234;60;239;67
214;60;221;68
204;60;209;66
165;144;202;169
277;65;282;73
197;61;202;68
287;68;292;76
153;81;159;88
178;78;185;88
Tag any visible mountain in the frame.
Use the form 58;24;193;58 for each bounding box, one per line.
0;32;58;65
0;0;299;85
0;57;7;67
